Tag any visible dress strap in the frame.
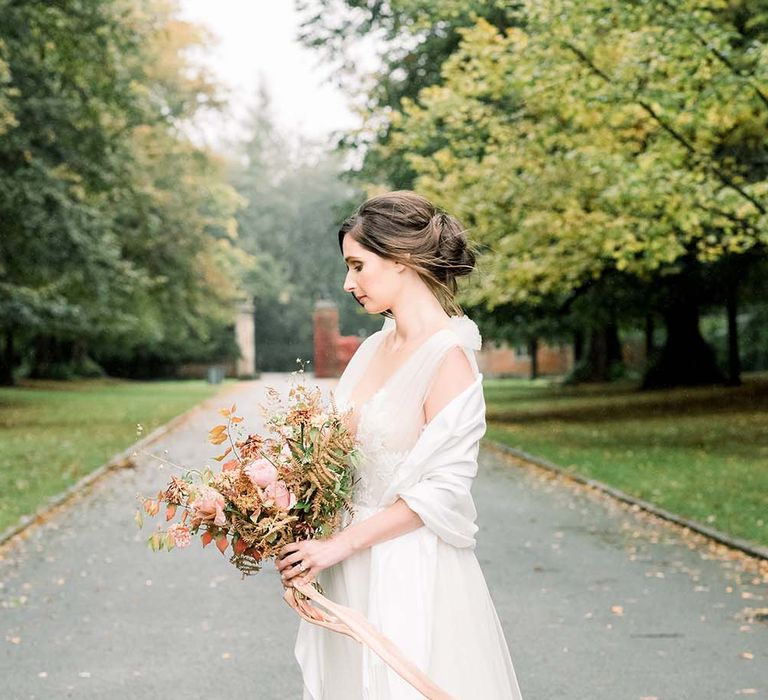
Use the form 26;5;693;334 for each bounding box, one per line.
383;316;483;415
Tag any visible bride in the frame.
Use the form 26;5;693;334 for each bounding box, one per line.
276;190;524;699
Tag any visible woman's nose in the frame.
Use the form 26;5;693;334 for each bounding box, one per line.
343;270;355;292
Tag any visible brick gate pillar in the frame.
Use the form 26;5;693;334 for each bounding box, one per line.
235;299;256;378
313;300;340;378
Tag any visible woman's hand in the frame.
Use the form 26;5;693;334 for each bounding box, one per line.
276;533;354;587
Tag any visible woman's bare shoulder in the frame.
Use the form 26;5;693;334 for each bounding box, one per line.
423;346;477;423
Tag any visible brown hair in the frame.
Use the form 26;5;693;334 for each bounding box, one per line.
337;190;477;317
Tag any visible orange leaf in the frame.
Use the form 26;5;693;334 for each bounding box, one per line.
209;433;228;445
230;403;237;414
143;498;160;516
213;446;233;462
165;504;177;521
222;459;239;471
246;547;262;561
231;416;243;423
201;531;213;548
233;538;248;555
218;407;231;417
216;535;229;555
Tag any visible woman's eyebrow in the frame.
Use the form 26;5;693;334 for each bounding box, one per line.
344;256;362;263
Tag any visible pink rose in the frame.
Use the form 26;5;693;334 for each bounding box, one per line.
264;480;297;511
190;486;226;528
280;443;296;470
167;523;191;548
245;458;278;488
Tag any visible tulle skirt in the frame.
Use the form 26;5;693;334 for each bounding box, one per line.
294;504;524;699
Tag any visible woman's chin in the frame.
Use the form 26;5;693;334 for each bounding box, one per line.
362;298;384;314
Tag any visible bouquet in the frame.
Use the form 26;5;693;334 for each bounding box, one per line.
135;373;457;699
135;377;359;584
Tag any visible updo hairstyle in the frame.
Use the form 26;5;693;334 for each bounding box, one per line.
337;190;477;317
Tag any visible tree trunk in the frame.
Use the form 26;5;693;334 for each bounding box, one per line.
528;337;538;380
644;314;655;360
583;322;622;382
726;285;741;387
641;299;724;389
0;329;15;386
30;334;53;378
30;334;76;378
573;329;583;363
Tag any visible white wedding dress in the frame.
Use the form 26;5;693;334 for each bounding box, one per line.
294;315;524;699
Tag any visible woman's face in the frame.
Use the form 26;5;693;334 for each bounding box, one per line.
341;234;402;314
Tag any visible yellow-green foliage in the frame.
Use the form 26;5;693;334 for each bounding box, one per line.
376;1;768;307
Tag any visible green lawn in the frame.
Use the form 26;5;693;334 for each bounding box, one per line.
484;373;768;548
0;378;227;534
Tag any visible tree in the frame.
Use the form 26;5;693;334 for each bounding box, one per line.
0;0;247;382
230;88;380;371
295;0;523;188
374;2;768;386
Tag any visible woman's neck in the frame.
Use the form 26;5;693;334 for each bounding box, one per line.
388;292;452;349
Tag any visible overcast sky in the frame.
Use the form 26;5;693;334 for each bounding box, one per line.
178;0;379;153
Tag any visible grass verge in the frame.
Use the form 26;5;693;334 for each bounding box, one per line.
484;373;768;548
0;378;227;533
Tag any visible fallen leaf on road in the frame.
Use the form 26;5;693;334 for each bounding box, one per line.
611;605;624;615
740;607;768;624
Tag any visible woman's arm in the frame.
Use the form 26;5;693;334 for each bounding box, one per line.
334;496;424;554
277;497;423;586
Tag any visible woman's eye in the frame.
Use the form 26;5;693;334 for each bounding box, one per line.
353;265;362;272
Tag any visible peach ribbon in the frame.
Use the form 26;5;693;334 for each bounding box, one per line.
286;580;456;700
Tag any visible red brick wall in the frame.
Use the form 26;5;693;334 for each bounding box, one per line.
313;302;363;378
316;310;651;380
314;303;579;379
476;340;573;378
337;335;362;370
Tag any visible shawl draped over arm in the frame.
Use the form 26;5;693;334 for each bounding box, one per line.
380;372;486;549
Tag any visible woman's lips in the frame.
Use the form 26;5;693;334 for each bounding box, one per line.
357;295;367;302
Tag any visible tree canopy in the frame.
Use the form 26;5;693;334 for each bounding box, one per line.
301;0;768;386
0;0;248;382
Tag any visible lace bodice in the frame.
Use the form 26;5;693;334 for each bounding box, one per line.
332;315;482;509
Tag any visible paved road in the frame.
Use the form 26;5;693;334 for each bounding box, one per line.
1;376;766;699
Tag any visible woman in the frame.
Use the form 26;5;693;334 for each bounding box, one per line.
276;191;524;699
